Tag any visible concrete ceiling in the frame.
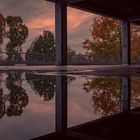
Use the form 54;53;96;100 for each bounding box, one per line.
47;0;140;22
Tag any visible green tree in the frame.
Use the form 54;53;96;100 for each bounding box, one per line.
68;47;76;56
0;13;5;46
6;16;28;60
83;16;121;63
26;31;55;62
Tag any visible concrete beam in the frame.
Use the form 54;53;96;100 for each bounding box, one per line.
55;0;67;65
121;20;131;65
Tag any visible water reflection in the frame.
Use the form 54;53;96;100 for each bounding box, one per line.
83;77;122;115
0;72;75;120
0;71;56;140
0;72;140;139
0;73;140;118
26;73;56;101
0;72;28;118
131;77;140;109
0;87;5;119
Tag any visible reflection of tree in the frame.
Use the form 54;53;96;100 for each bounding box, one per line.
6;71;22;89
0;72;28;118
83;78;121;115
6;84;28;116
26;73;56;101
26;73;76;101
131;78;140;108
0;88;5;119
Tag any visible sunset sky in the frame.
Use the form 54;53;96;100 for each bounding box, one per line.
0;0;95;54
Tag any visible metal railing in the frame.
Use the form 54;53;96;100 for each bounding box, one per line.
0;52;122;65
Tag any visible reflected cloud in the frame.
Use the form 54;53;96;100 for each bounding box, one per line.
0;71;55;140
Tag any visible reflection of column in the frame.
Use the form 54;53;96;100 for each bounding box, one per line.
122;76;131;112
55;0;67;65
121;20;130;65
56;76;67;133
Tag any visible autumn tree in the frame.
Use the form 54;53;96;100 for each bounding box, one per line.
130;24;140;64
83;16;121;64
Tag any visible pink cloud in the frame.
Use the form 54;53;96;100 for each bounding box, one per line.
26;7;94;34
24;6;95;53
27;16;55;32
68;7;94;32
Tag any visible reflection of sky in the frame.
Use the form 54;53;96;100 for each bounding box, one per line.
0;73;123;139
68;77;102;127
0;71;139;139
0;0;95;54
0;79;55;140
0;73;103;139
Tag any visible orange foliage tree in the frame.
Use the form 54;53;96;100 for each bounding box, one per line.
83;16;140;64
83;16;121;63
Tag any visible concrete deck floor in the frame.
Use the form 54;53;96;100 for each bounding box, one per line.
1;65;140;76
33;110;140;140
0;64;139;71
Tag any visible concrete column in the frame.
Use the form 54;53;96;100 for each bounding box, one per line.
122;76;131;112
55;75;67;133
55;0;67;65
121;20;131;65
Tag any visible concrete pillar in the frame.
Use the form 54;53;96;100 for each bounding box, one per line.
122;76;131;112
55;0;67;65
55;75;67;133
121;20;131;65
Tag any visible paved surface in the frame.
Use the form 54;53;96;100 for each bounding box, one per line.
0;64;139;71
1;64;140;76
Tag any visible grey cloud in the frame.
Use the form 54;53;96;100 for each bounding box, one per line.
68;16;94;54
0;0;54;22
0;0;55;51
0;0;94;54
